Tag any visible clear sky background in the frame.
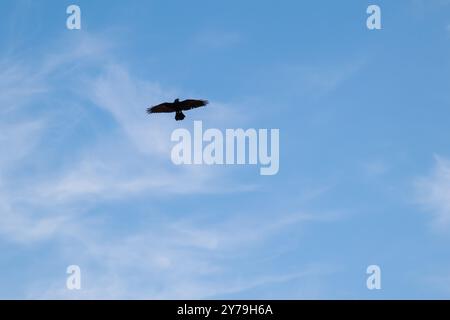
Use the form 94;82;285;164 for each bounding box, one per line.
0;0;449;299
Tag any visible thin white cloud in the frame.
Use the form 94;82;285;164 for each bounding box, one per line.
255;58;367;106
0;31;338;299
415;155;450;229
293;60;366;97
362;159;389;177
0;193;66;244
26;210;337;299
0;62;47;114
0;29;257;246
87;64;177;156
0;120;44;167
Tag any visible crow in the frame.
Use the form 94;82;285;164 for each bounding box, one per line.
147;99;209;121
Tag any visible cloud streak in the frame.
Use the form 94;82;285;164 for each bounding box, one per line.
415;155;450;229
0;31;336;299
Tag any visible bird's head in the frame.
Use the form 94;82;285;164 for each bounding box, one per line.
174;98;180;103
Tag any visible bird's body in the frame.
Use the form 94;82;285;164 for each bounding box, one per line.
147;99;209;121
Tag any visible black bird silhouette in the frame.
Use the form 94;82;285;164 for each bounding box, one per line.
147;99;209;121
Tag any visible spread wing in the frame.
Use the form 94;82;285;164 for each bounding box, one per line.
179;99;209;111
147;102;175;114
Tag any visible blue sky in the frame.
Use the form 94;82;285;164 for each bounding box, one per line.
0;0;450;299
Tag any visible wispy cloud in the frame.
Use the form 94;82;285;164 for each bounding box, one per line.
26;209;337;299
0;22;342;298
0;32;227;244
87;64;177;156
288;59;367;97
415;155;450;229
362;159;389;178
0;61;47;114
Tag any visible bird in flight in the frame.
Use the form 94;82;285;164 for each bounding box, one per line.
147;99;209;121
